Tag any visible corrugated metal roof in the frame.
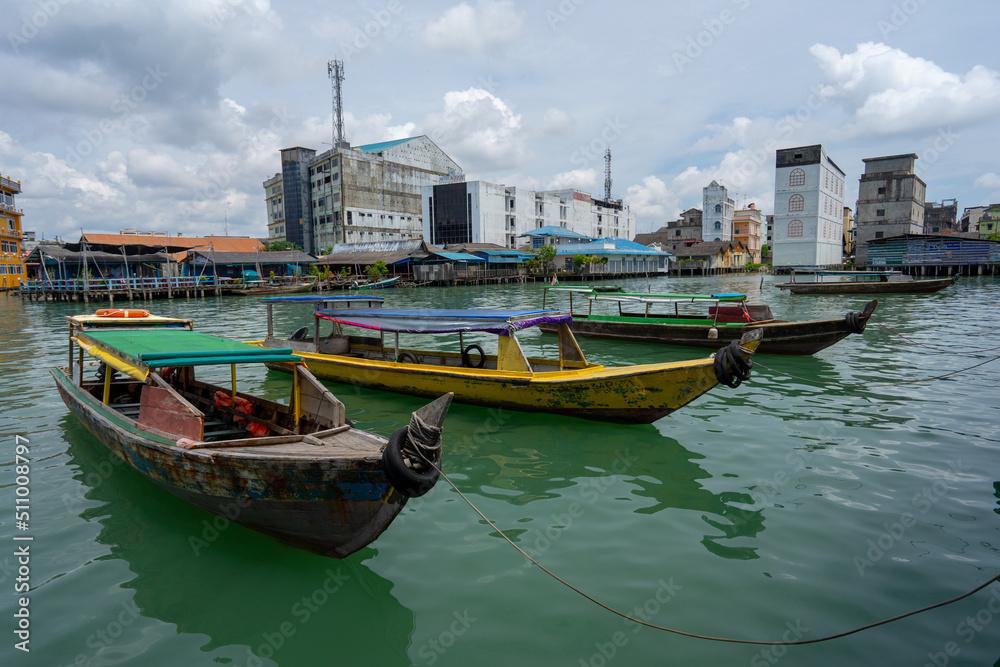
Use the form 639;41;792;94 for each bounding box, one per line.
520;226;594;239
432;252;485;262
324;239;425;254
554;238;672;256
185;250;316;264
355;137;417;154
82;234;264;253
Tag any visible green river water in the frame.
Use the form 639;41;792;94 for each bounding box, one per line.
1;274;999;666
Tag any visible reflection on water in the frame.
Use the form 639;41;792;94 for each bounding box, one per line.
59;415;416;667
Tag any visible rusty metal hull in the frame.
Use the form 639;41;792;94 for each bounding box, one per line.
538;317;859;355
52;367;405;558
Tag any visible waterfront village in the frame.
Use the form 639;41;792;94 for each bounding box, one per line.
3;140;1000;300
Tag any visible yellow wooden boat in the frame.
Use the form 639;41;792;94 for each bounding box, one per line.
248;297;762;424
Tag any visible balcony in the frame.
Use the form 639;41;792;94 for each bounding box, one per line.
0;176;21;194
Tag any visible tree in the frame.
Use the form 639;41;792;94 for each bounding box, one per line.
573;254;588;271
533;244;556;274
364;260;388;281
265;240;302;252
760;244;770;257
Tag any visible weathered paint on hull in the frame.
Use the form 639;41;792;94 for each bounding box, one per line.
52;368;405;558
776;277;955;294
266;355;720;424
541;318;853;355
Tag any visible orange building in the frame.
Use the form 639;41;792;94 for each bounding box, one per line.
733;204;764;264
1;173;25;290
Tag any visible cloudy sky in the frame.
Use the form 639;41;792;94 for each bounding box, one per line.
3;0;998;240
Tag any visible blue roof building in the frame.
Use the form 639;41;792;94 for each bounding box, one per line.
552;237;672;274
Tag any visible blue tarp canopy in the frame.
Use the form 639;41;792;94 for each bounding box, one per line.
262;295;385;304
316;308;572;334
430;252;486;262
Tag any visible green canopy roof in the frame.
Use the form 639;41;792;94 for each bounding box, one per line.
82;329;299;368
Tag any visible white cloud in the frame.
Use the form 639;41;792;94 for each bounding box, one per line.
541;108;573;135
974;173;1000;190
626;175;680;223
423;0;523;52
546;169;597;191
811;42;1000;135
422;87;531;171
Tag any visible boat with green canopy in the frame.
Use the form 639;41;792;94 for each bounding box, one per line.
248;298;763;424
53;311;453;558
538;286;876;355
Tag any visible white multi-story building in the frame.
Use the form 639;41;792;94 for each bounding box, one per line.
421;181;635;248
263;136;462;253
702;180;734;242
772;144;845;268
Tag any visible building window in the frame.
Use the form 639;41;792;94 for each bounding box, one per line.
789;194;804;212
876;209;885;217
714;204;722;213
789;168;805;187
878;187;886;195
788;220;803;237
714;221;721;230
675;230;681;237
875;231;884;239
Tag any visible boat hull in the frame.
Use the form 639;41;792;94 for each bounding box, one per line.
263;352;722;424
52;367;405;558
775;276;955;294
539;317;855;355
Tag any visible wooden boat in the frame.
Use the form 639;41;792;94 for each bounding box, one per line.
774;269;957;294
350;276;399;290
53;311;453;558
248;300;763;424
226;280;315;296
539;287;877;355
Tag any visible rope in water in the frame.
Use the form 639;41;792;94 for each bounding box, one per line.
420;453;1000;645
754;354;1000;388
872;319;1000;354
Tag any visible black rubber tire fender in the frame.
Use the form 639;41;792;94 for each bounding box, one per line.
461;344;486;368
288;326;309;340
396;351;420;364
381;427;439;498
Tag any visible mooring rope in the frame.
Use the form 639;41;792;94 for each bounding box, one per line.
418;451;1000;645
872;319;1000;354
753;354;1000;388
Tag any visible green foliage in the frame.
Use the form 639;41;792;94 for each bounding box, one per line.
572;254;588;268
364;260;388;281
265;240;302;252
530;244;557;273
986;233;1000;242
760;244;770;257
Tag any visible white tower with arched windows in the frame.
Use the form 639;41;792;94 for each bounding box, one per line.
701;180;734;242
773;145;845;268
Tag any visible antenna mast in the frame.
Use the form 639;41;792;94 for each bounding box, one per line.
327;59;345;148
604;148;613;200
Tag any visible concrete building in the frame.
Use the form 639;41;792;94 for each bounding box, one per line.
960;205;988;234
633;208;702;254
733;204;763;263
265;136;463;253
1;173;25;290
843;206;855;259
980;204;1000;239
772;145;846;269
421;181;635;249
854;153;926;267
702;181;734;242
924;199;958;234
